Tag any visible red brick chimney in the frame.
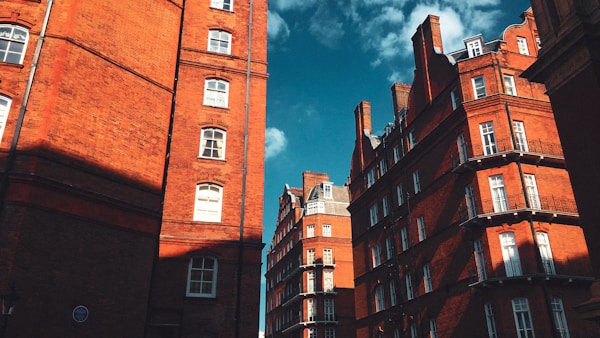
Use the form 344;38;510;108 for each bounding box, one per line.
391;83;411;123
412;15;443;105
303;171;329;199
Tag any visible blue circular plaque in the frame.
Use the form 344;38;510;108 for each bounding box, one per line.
72;305;89;323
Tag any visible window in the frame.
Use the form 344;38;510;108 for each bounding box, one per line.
307;271;315;292
410;323;418;338
393;145;401;163
0;96;11;143
480;121;497;155
465;184;477;219
187;256;217;297
325;328;335;338
394;328;400;338
524;174;541;209
429;318;438;338
305;202;324;215
457;133;468;164
307;298;316;321
551;297;570;338
504;75;517;96
512;298;535;338
397;184;405;206
474;239;487;281
517;36;529;55
417;216;426;242
307;249;315;264
413;170;421;194
536;37;541;49
208;29;231;54
536;232;556;275
366;168;377;189
385;237;394;260
401;227;409;251
199;128;226;159
324;271;334;292
210;0;233;11
0;25;28;64
513;121;529;152
484;303;498;338
369;204;379;226
489;174;508;212
372;244;382;268
379;159;387;176
466;38;483;57
382;195;390;218
307;224;315;238
472;76;487;99
406;273;414;300
389;280;397;306
451;87;461;110
408;129;417;149
323;248;333;265
324;299;335;320
203;78;229;108
308;328;317;338
375;285;386;312
423;264;432;293
500;232;522;277
194;183;222;222
322;224;332;237
323;183;333;198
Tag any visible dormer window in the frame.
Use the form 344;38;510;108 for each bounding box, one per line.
464;35;483;58
323;183;333;199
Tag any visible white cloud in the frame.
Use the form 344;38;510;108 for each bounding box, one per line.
268;10;290;41
308;4;345;48
271;0;319;12
265;127;287;160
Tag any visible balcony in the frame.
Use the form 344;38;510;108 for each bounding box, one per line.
452;138;566;172
281;259;336;284
468;258;594;288
281;286;338;308
280;315;338;334
459;194;579;227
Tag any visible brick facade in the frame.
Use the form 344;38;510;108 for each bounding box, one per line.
349;10;598;338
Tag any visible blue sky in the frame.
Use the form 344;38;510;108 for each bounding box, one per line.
260;0;531;333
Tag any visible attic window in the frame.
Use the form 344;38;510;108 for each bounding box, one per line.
464;35;483;58
323;183;333;199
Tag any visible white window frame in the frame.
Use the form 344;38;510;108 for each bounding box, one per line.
524;174;541;209
457;132;468;164
307;298;316;321
465;184;477;219
379;158;387;177
323;270;334;292
324;298;335;321
306;249;315;265
417;216;426;242
489;174;509;212
308;328;317;338
484;303;498;338
451;87;461;110
410;324;418;338
0;96;11;143
466;38;483;58
474;239;487;281
393;145;401;163
325;327;335;338
208;29;232;54
401;227;409;251
406;273;414;300
322;224;332;237
385;237;394;260
372;244;381;268
397;184;404;206
408;129;417;150
369;203;379;226
382;195;390;218
186;256;218;298
306;224;315;238
517;36;529;55
513;120;529;152
194;183;223;222
413;170;421;194
0;25;29;64
307;271;315;292
429;318;438;338
480;121;497;155
323;183;333;198
423;264;432;293
323;248;333;265
504;75;517;96
500;232;522;277
199;128;226;159
512;298;535;338
472;75;487;99
375;285;386;312
210;0;233;11
203;78;229;108
367;168;376;187
551;297;570;338
536;232;556;275
389;280;397;306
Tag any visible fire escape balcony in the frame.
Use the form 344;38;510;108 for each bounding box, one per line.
281;286;338;308
468;258;594;288
452;138;566;173
280;315;339;334
281;259;336;283
459;194;579;227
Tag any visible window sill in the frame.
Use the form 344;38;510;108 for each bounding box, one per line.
0;62;25;69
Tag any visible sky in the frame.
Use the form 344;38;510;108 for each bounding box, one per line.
260;0;531;333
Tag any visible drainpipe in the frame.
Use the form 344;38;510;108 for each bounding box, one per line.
234;0;254;336
0;0;54;212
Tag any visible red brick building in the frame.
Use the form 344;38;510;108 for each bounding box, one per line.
348;10;598;338
265;172;355;338
0;1;267;337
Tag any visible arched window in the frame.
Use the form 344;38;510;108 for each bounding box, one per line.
186;256;217;298
210;0;233;11
0;95;12;143
199;128;226;159
203;78;229;108
194;183;222;222
208;29;231;54
0;25;29;64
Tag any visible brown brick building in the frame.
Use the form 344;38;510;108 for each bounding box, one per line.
348;10;599;338
0;1;267;337
265;172;355;338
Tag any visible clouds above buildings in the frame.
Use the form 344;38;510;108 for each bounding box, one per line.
265;127;288;160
